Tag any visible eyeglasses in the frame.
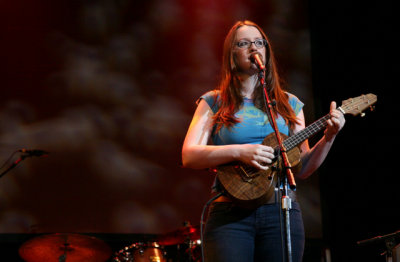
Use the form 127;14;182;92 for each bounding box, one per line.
236;39;267;49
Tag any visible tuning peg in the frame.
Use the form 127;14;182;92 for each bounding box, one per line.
361;112;366;117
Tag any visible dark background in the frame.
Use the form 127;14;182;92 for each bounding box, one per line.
309;0;397;261
0;0;397;261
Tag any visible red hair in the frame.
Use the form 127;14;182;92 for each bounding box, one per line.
214;20;299;132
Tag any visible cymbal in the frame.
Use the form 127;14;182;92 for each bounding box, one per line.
158;225;200;246
19;233;111;262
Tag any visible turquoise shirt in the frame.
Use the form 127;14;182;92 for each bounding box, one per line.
200;90;304;145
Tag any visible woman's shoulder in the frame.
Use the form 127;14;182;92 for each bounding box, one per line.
286;92;304;115
196;90;220;113
286;92;301;102
199;90;220;101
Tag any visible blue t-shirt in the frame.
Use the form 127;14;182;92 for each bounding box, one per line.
200;90;304;145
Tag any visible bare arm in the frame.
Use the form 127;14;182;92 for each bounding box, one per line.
296;101;346;179
182;99;275;170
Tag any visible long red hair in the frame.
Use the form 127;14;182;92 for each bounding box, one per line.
213;20;299;132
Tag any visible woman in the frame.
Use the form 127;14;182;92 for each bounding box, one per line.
182;20;345;262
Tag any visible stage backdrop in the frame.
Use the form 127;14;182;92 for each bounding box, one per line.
0;0;319;237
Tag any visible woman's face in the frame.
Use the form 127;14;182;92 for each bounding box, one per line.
233;25;266;75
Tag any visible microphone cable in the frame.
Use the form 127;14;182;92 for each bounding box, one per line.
199;191;223;262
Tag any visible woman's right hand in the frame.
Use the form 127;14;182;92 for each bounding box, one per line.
236;144;275;170
182;99;277;170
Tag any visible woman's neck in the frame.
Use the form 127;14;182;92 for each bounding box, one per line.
238;73;258;99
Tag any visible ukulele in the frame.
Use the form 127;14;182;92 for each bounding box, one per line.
214;94;377;207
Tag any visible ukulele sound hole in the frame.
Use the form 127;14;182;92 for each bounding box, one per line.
235;164;259;182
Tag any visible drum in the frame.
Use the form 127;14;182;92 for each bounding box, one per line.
113;242;166;262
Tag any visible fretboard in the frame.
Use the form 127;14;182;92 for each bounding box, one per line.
283;113;332;151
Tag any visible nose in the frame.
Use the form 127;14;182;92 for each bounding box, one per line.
249;42;258;52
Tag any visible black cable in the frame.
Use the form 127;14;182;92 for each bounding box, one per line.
277;180;287;262
199;192;223;262
273;148;286;262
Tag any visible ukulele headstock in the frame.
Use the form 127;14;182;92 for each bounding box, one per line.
339;94;377;117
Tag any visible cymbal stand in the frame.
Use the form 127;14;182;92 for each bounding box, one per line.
259;69;296;262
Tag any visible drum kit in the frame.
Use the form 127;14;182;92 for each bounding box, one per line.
113;224;202;262
18;224;202;262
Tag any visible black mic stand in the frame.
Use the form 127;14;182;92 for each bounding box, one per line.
258;69;296;262
0;150;48;179
0;154;29;179
357;230;400;262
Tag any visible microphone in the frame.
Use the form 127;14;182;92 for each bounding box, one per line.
251;53;265;70
19;149;49;157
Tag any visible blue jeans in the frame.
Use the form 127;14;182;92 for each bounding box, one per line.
204;201;305;262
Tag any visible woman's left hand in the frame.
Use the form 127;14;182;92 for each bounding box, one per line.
325;101;345;141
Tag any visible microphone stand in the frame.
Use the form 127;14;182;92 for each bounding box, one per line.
258;69;296;262
0;154;29;179
0;150;47;179
357;230;400;262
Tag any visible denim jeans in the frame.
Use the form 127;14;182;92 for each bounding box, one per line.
203;201;305;262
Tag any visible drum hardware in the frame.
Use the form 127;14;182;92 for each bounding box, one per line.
157;224;200;246
186;239;202;262
157;223;201;262
113;242;166;262
113;223;202;262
